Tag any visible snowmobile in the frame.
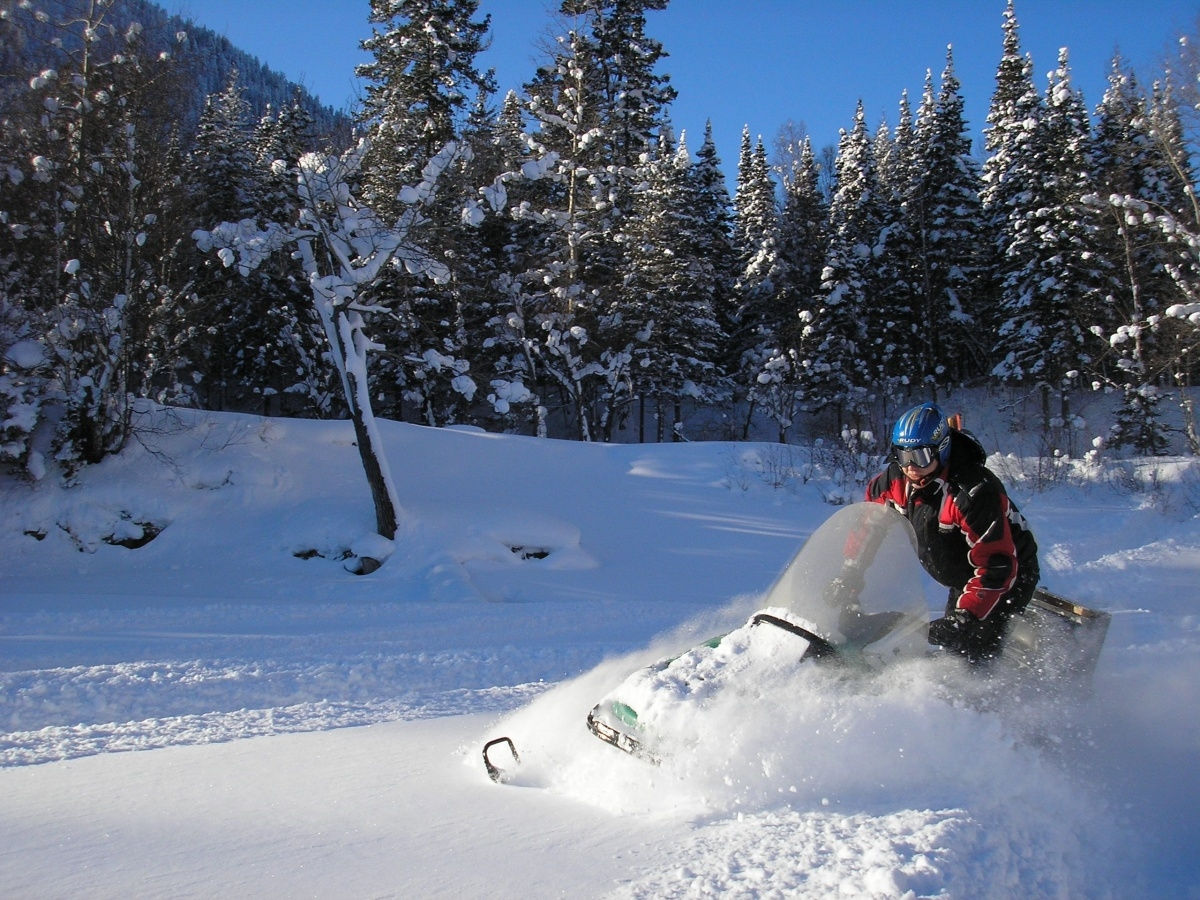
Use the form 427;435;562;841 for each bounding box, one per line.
584;502;930;763
483;502;1110;779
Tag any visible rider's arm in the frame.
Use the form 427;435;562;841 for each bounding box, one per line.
945;479;1020;619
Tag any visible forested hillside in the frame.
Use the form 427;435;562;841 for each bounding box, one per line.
2;0;1198;486
0;0;350;135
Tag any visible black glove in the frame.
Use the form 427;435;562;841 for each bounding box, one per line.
927;608;975;651
823;566;864;609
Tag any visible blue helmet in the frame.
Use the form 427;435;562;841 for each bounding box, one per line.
891;402;952;467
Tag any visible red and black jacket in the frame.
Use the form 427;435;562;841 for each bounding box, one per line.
865;430;1039;620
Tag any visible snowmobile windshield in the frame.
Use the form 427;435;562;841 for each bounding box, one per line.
760;503;929;660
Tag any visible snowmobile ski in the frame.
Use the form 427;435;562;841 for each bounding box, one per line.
482;736;521;783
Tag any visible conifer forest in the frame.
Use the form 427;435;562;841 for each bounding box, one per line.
3;0;1200;481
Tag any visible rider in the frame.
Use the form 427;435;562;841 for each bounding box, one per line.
864;402;1039;663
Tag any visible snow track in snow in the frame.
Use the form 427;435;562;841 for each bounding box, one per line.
0;649;554;766
1;685;546;766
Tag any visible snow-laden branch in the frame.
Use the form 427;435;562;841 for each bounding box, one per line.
193;219;293;277
1081;191;1200;454
464;151;561;227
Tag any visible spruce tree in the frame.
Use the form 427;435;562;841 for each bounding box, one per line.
731;129;797;440
1091;62;1199;453
873;86;923;405
355;0;495;426
1145;79;1200;453
731;131;786;346
512;0;674;439
980;0;1042;371
249;99;336;417
777;135;833;434
564;0;675;172
991;47;1110;443
693;121;738;382
621;132;726;440
801;102;881;430
0;1;190;474
778;135;828;340
912;49;986;389
357;0;494;216
517;28;615;440
182;70;267;411
479;90;550;435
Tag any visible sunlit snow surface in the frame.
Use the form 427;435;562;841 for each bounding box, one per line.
2;405;1198;897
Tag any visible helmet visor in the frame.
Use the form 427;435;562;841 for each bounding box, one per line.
893;445;938;468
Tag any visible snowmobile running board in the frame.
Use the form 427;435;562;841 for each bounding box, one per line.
482;736;520;783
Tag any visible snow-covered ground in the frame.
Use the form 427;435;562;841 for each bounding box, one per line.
2;403;1198;898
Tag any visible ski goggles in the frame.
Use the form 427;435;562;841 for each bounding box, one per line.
892;445;939;468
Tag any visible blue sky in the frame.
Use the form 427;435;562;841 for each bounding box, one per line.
161;0;1197;168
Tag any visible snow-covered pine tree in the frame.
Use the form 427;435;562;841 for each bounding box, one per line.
1088;54;1200;455
871;87;923;408
248;99;338;417
621;131;727;441
1145;76;1200;453
511;0;674;440
731;128;798;441
388;79;513;431
911;48;986;389
692;120;738;386
478;90;551;435
515;28;613;440
174;80;329;419
432;84;514;428
0;1;190;476
567;0;674;228
991;46;1111;445
1102;182;1200;455
801;102;881;432
191;71;262;225
860;114;902;405
778;134;828;356
867;93;919;407
1088;58;1178;453
774;134;832;438
357;0;494;215
355;0;495;426
980;0;1042;368
180;70;270;412
0;8;63;472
